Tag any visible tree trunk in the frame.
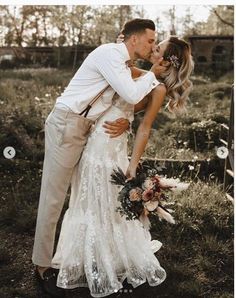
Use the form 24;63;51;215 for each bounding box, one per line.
57;47;61;68
72;44;78;71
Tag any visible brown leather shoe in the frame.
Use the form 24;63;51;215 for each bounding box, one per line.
35;267;65;297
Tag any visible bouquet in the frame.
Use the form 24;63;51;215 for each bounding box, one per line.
110;164;189;229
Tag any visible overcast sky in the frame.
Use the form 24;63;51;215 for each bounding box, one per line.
142;5;212;35
144;5;211;23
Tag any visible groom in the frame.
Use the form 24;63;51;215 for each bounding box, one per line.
32;18;166;296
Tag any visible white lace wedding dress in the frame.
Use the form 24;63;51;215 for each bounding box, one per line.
52;94;166;297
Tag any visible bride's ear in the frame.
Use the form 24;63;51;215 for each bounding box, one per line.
161;60;171;67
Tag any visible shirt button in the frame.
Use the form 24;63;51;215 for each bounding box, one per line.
152;83;156;86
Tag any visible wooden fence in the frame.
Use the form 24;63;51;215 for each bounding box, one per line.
220;85;234;201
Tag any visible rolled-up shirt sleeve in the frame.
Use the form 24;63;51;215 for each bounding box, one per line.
92;46;159;104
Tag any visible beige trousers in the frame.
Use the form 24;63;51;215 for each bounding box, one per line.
32;106;94;267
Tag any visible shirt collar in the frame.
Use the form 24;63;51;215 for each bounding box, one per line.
118;42;131;63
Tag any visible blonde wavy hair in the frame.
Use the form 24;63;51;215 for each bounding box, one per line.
159;36;194;114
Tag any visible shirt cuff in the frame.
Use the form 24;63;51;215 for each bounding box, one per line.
145;71;160;90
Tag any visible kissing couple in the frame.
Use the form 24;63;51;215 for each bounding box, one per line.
32;18;194;297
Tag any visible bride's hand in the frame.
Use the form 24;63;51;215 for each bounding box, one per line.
150;57;168;77
125;165;137;181
116;33;125;43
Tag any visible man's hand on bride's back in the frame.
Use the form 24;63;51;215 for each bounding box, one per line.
102;118;129;138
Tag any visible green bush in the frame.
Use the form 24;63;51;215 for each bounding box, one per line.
157;118;221;151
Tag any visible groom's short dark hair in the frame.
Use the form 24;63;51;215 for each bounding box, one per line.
121;18;155;40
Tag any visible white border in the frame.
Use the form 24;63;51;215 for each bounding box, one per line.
0;0;235;5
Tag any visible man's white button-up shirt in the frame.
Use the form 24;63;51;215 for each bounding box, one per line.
56;42;159;120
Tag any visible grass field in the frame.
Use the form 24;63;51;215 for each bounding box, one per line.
0;68;234;297
0;68;233;161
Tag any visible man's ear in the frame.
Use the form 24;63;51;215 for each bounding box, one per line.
130;34;137;45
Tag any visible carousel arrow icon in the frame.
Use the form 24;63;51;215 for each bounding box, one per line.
3;146;16;159
216;146;228;159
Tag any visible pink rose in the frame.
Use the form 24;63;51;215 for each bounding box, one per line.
142;189;154;201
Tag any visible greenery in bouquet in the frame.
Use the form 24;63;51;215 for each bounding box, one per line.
110;164;189;228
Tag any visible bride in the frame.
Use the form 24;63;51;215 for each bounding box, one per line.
51;36;194;297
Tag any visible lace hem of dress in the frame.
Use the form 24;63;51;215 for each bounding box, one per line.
51;209;166;297
53;265;166;297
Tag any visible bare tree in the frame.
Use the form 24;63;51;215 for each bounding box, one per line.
164;6;176;35
51;6;70;67
181;7;194;37
170;6;176;35
191;5;233;35
3;6;28;46
117;5;132;30
70;6;92;70
212;6;234;28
